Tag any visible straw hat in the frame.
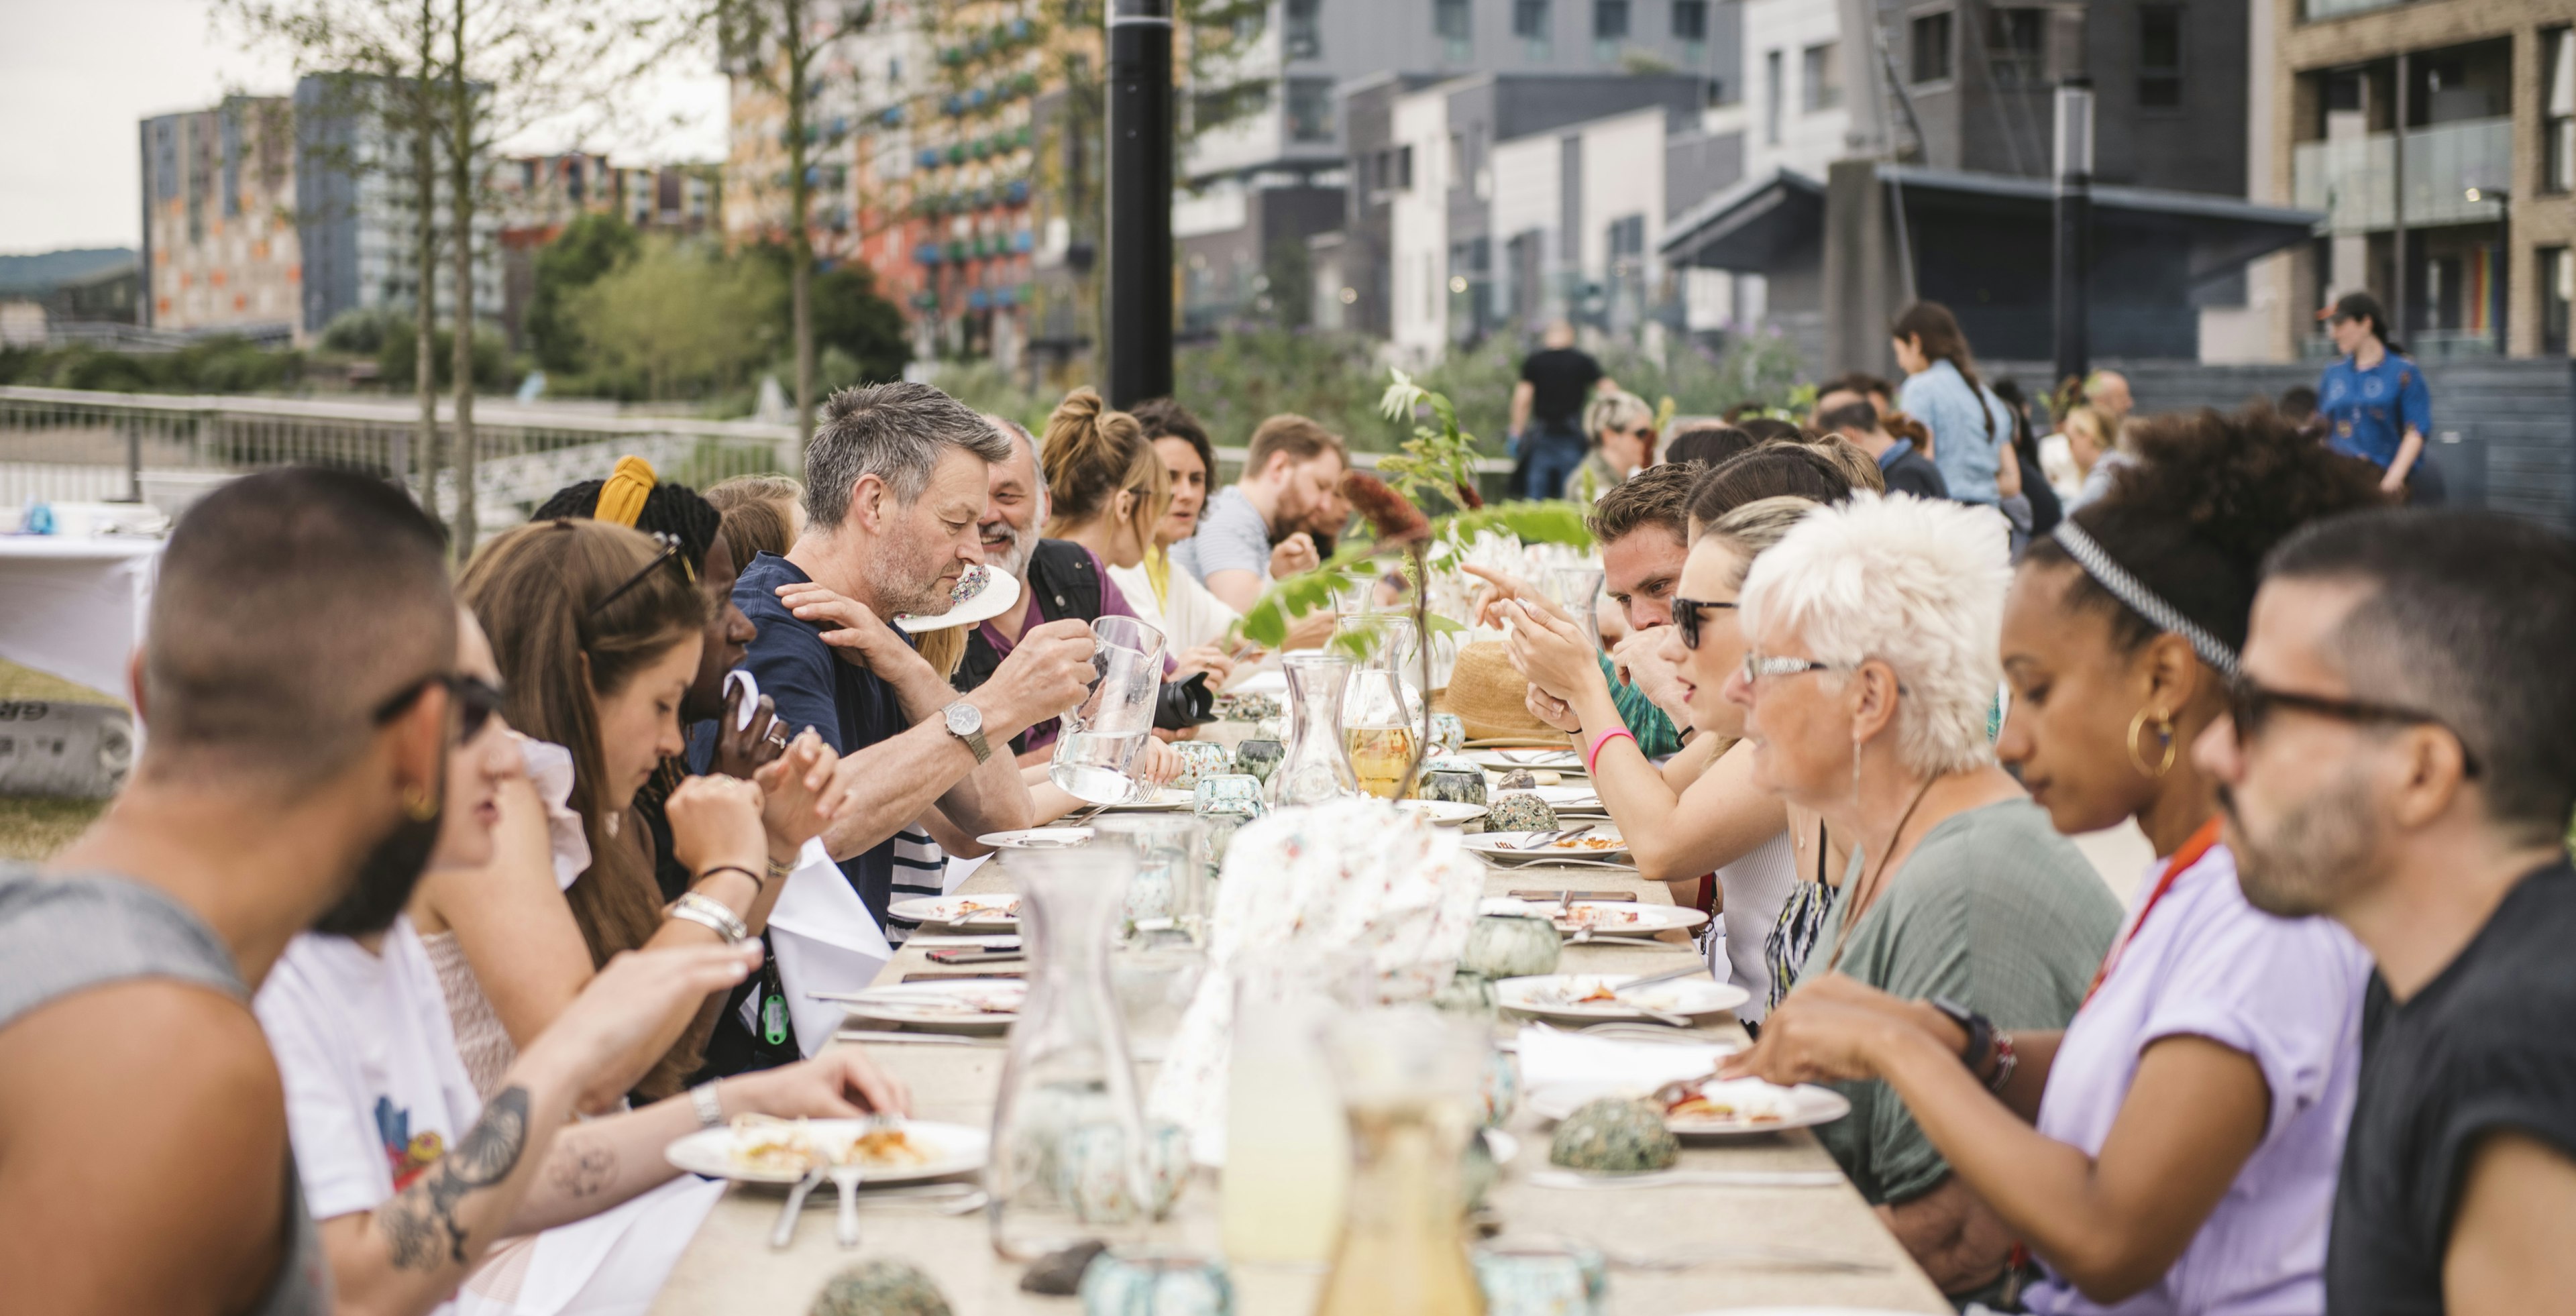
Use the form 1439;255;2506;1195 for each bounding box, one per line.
1440;641;1559;741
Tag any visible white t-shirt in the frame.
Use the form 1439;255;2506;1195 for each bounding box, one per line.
1711;830;1799;1026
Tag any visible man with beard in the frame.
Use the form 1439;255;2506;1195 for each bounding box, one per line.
0;468;458;1314
2195;508;2576;1315
741;382;1096;923
1171;413;1348;612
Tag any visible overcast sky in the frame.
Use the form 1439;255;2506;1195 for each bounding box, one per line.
0;0;731;256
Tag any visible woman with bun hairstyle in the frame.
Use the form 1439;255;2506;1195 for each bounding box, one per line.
1731;407;2387;1313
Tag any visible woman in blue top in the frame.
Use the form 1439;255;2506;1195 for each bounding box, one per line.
1891;301;2023;509
2314;292;2432;499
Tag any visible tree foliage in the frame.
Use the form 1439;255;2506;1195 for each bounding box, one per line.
527;212;641;374
570;238;784;400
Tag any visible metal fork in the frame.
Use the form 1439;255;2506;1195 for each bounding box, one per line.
770;1164;826;1249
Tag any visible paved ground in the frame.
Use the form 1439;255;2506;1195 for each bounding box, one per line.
0;660;112;861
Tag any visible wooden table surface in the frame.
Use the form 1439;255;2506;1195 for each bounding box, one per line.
650;827;1947;1316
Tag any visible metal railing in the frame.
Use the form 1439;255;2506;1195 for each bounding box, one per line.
0;386;800;538
2292;117;2512;235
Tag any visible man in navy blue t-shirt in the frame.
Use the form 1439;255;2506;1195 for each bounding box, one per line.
734;382;1097;922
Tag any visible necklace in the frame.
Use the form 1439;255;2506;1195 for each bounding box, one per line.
1825;773;1940;975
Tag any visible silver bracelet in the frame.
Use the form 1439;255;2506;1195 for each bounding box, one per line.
689;1081;724;1128
669;891;749;944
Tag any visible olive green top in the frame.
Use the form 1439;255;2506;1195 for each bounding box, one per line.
1796;798;2121;1205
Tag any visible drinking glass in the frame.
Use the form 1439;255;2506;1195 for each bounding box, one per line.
1081;1247;1236;1316
1269;653;1358;808
1051;615;1169;805
1314;1007;1490;1316
1472;1239;1610;1316
1221;946;1371;1266
1341;669;1419;800
1192;775;1264;881
1093;815;1212;1062
1544;566;1607;652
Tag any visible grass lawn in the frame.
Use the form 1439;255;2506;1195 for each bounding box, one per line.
0;661;117;861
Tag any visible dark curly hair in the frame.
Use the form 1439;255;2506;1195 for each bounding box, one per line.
2023;406;2390;657
534;476;724;575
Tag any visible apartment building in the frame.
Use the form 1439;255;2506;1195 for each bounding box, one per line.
2275;0;2576;359
138;96;301;338
289;75;502;340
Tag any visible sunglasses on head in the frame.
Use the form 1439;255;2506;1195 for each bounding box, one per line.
1669;596;1737;651
2226;675;2480;777
588;534;697;618
374;673;506;743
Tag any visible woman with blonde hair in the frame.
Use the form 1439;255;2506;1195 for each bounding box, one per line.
1572;388;1657;500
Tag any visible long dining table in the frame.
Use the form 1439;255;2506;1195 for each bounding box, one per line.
649;828;1949;1316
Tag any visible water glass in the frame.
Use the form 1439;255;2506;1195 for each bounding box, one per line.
1544;566;1607;651
1193;775;1264;884
1051;615;1169;804
1472;1239;1609;1316
1079;1247;1235;1316
1430;712;1466;756
1092;814;1207;935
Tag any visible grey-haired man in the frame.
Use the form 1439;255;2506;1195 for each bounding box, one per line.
738;382;1094;922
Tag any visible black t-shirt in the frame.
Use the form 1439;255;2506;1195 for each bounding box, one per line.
2326;859;2576;1316
1521;347;1603;427
1879;441;1951;501
731;552;912;922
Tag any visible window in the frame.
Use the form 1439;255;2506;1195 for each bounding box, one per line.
1765;48;1784;144
1672;0;1707;43
1286;0;1321;60
1395;144;1414;190
2544;248;2572;355
2138;5;2184;109
1986;8;2046;89
1595;0;1629;40
2546;29;2574;194
1910;11;1953;85
1436;0;1470;40
1516;0;1550;38
1287;77;1334;142
1803;42;1842;112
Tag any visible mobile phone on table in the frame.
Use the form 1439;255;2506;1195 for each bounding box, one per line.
926;946;1025;965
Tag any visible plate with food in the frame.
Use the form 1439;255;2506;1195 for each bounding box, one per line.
1397;799;1489;826
821;978;1026;1033
886;894;1022;929
975;826;1095;849
1551;901;1707;938
1495;973;1748;1024
1529;1077;1849;1138
1462;829;1630;860
1466;747;1584;772
666;1115;990;1185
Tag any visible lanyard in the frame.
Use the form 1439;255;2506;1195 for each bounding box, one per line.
2082;817;2223;1007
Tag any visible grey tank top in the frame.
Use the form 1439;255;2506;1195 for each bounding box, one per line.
0;871;333;1316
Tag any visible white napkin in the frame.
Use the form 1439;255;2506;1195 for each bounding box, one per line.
765;838;894;1056
1515;1024;1736;1093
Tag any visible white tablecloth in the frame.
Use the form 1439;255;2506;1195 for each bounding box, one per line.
0;536;162;703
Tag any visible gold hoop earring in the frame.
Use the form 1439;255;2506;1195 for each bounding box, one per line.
2126;706;2178;779
402;786;439;822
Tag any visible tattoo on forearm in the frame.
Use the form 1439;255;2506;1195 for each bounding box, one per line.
550;1138;617;1200
379;1087;532;1270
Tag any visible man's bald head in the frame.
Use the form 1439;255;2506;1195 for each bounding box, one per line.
143;467;455;786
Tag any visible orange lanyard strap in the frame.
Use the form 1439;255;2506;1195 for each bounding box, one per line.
2082;816;2224;1007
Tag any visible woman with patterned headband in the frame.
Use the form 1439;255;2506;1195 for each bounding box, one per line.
1731;406;2390;1314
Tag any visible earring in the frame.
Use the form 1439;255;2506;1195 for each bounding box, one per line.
401;786;439;822
2126;706;2178;779
1849;732;1865;806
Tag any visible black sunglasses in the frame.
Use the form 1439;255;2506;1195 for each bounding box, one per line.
374;673;506;743
1670;596;1738;651
2228;676;2480;777
588;535;696;618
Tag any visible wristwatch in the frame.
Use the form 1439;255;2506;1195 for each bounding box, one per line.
943;701;991;764
1928;996;1995;1075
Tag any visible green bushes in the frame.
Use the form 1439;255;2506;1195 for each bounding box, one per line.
0;337;305;394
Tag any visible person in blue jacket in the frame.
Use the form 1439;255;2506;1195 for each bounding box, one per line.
2316;292;2438;502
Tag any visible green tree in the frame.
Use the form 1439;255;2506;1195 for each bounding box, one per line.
807;262;910;385
571;239;784;400
526;212;640;373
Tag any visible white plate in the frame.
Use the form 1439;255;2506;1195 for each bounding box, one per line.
1467;747;1583;772
1397;799;1489;826
1495;973;1748;1024
1552;901;1707;938
1464;829;1631;861
666;1118;990;1185
1097;787;1195;811
824;979;1026;1033
975;826;1095;849
887;894;1022;928
1528;1078;1850;1137
1533;784;1605;811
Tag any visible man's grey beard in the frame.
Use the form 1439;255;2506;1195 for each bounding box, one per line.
2222;769;2383;920
985;518;1039;580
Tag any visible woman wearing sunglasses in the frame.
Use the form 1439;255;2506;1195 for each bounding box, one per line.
1568;388;1657;501
1729;410;2386;1314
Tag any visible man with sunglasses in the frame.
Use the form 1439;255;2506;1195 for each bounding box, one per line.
2198;508;2576;1315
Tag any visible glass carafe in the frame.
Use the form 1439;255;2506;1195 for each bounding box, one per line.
987;845;1154;1261
1342;669;1420;800
1269;653;1358;808
1221;946;1370;1266
1316;1007;1489;1316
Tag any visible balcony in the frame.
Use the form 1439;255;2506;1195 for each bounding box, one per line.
2304;0;2409;19
2292;117;2512;234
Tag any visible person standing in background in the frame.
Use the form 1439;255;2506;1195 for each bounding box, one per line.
1510;319;1617;500
1891;302;2022;510
1991;379;2061;539
2083;370;2133;436
2315;292;2441;504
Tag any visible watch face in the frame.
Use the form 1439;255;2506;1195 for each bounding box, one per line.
946;703;981;736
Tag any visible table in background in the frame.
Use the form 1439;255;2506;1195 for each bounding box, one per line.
0;536;158;704
650;851;1947;1316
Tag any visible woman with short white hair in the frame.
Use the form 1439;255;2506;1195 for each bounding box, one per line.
1569;388;1656;500
1719;492;2121;1305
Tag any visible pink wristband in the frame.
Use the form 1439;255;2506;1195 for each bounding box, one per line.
1585;728;1637;776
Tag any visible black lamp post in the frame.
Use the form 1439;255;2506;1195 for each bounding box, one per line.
1104;0;1173;407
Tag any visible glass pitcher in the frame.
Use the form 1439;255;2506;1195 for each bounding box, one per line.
1342;669;1420;800
1269;653;1358;808
987;844;1155;1262
1051;615;1169;805
1315;1007;1489;1316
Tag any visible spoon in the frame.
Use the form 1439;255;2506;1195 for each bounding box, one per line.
831;1158;865;1249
